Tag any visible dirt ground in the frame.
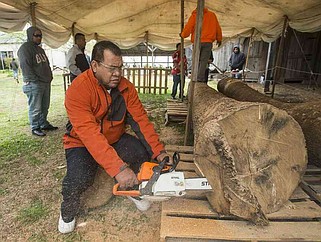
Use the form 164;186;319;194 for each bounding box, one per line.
1;77;320;241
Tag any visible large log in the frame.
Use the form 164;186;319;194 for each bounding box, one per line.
192;82;307;225
217;78;321;167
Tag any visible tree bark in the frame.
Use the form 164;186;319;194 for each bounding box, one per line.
217;78;321;167
193;82;307;225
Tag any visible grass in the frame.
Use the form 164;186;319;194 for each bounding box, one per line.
17;199;48;225
0;71;184;240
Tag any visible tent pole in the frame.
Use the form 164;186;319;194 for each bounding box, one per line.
180;0;185;102
243;28;254;81
71;22;76;40
271;15;288;98
145;31;149;68
184;0;204;145
265;42;272;80
30;2;37;27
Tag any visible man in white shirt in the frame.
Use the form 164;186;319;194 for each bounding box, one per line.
66;33;90;82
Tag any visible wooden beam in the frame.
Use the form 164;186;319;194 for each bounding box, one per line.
30;2;37;27
271;15;288;98
243;28;254;81
180;0;185;102
71;22;76;41
145;31;149;67
179;0;185;101
184;0;204;145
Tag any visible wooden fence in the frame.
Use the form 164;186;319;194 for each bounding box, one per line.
123;67;171;94
64;67;171;94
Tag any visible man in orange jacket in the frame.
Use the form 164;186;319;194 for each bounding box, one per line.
180;7;222;82
58;40;172;234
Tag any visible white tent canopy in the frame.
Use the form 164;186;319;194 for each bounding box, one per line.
0;0;320;49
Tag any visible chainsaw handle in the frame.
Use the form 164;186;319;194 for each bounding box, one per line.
168;152;180;172
112;183;140;197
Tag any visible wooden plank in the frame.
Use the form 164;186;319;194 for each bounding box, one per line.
301;181;321;203
303;175;321;183
176;162;198;172
137;69;141;92
159;69;163;95
154;69;157;94
167;102;187;106
161;216;321;241
166;153;194;162
305;168;321;175
162;198;321;221
167;112;187;116
165;145;193;153
290;186;310;200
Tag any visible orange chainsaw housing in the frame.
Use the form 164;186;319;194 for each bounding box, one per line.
137;162;171;181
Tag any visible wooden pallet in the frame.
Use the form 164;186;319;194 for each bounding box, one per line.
301;165;321;204
162;145;321;242
165;99;188;125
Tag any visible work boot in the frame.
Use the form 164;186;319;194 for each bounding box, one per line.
32;128;46;137
41;124;58;131
127;196;151;211
58;214;75;234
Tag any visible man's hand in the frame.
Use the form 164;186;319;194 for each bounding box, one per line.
157;152;173;165
217;41;222;47
115;167;138;189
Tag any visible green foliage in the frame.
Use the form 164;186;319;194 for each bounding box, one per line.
0;188;8;195
17;199;48;225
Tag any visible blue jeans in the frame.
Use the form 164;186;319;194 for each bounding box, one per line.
22;81;51;130
171;74;184;98
13;69;18;80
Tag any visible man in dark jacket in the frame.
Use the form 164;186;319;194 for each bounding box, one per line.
229;45;246;79
10;58;19;83
18;26;58;137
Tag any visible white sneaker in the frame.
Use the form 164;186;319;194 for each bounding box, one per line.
58;214;76;234
127;196;151;211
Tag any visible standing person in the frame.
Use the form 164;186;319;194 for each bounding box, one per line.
58;40;173;234
18;26;58;137
229;45;246;79
171;43;187;99
180;7;222;82
10;58;19;83
66;33;90;82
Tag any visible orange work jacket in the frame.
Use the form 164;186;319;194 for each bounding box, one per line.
63;69;164;177
181;8;222;43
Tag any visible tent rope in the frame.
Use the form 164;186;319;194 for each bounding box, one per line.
243;66;321;76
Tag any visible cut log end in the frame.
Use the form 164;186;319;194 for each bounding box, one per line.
193;84;307;224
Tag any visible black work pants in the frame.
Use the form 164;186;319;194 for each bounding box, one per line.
197;42;213;82
60;133;150;222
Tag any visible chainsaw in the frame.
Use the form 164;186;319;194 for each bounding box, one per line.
113;152;212;200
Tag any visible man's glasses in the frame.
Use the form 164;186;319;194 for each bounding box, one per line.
99;62;123;73
33;34;42;38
